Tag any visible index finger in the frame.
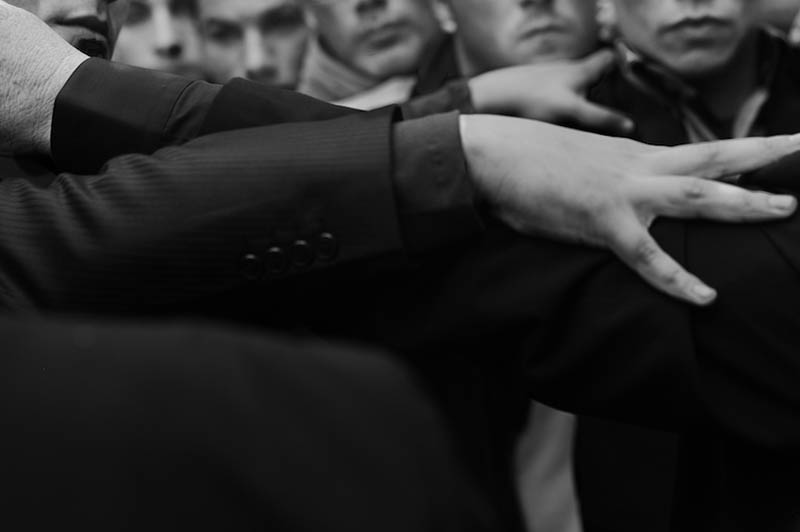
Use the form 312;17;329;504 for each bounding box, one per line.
645;134;800;180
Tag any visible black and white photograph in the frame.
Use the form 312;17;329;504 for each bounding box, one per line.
1;1;799;531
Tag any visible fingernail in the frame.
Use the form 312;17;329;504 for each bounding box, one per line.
768;195;797;212
692;284;716;303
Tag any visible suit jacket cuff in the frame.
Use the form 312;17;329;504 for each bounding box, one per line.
402;80;476;120
51;59;220;174
393;112;484;256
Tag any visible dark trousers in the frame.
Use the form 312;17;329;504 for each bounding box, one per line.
0;316;496;531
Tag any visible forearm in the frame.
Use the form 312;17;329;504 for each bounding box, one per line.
1;110;485;311
2;112;398;310
50;61;371;175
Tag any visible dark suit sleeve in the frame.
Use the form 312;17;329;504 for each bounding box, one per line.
1;110;410;311
51;60;359;174
401;80;476;119
49;60;484;260
366;202;800;451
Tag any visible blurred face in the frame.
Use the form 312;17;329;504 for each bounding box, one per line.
198;0;309;87
7;0;131;58
442;0;600;75
611;0;756;78
305;0;441;79
113;0;204;77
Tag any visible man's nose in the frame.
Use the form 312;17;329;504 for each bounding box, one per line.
243;28;277;82
152;4;183;59
355;0;388;18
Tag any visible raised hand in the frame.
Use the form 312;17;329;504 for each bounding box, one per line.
468;49;634;135
461;115;799;305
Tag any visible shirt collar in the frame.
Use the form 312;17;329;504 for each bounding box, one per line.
297;37;380;102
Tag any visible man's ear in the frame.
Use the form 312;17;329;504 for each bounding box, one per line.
431;0;457;34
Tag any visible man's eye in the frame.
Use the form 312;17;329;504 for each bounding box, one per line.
126;1;152;25
261;5;305;32
205;23;243;44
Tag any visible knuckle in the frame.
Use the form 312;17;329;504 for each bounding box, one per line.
704;143;723;164
631;238;660;266
737;189;760;207
659;266;684;288
700;144;729;178
762;136;778;150
766;135;789;154
681;180;707;201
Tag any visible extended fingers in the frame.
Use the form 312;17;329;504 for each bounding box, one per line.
636;177;797;222
609;217;717;306
646;135;800;179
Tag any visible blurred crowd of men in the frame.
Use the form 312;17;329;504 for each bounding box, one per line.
112;0;800;107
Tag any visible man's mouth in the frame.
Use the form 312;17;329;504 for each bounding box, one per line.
518;19;568;40
665;16;731;36
361;21;408;51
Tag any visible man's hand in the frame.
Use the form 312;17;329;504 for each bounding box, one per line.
461;115;800;305
0;2;88;154
469;49;633;135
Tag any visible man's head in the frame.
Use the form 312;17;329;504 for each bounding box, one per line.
198;0;308;87
303;0;441;79
606;0;757;79
112;0;204;77
434;0;600;77
7;0;131;59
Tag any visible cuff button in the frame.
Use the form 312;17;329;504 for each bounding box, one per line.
240;253;264;281
290;240;315;270
265;246;289;276
318;233;339;262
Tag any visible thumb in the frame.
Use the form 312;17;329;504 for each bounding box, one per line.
572;48;617;88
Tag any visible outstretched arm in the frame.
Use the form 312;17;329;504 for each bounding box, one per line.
0;1;797;309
